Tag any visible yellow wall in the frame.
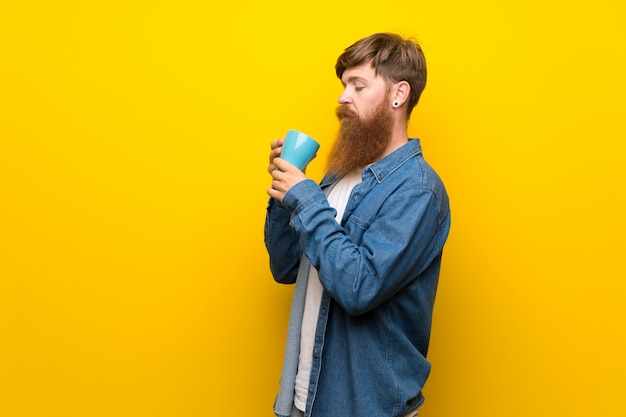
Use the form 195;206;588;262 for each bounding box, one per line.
1;1;625;416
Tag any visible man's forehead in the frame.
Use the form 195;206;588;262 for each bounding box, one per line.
341;63;378;83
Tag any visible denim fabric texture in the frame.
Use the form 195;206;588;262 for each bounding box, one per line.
265;139;450;417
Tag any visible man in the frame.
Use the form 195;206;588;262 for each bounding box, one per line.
265;32;450;417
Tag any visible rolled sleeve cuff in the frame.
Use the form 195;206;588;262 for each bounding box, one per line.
281;179;325;213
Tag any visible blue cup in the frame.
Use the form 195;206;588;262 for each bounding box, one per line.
281;129;320;170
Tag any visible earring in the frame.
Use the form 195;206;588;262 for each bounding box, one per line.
393;101;399;107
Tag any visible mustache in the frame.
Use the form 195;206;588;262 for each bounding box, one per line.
336;105;356;120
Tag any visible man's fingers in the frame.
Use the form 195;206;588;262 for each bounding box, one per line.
273;157;295;172
269;145;282;160
270;138;284;149
267;185;284;202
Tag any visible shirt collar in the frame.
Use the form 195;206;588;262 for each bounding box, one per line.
366;138;422;183
320;139;422;187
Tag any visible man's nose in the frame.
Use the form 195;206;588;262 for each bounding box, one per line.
338;89;351;105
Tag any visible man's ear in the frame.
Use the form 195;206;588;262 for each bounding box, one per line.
393;81;411;107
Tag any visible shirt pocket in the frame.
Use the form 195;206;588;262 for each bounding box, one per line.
343;215;371;243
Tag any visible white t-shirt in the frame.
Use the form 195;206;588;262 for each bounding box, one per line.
294;170;362;412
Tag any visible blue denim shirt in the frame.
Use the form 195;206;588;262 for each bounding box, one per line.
264;139;450;417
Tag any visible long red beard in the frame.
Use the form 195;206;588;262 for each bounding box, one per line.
326;100;394;177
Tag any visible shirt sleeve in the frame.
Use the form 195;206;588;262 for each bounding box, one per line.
264;196;304;284
283;179;442;315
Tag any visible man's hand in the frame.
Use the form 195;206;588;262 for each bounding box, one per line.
267;139;284;174
267;139;308;202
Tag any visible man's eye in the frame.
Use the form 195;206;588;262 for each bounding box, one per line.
355;85;364;91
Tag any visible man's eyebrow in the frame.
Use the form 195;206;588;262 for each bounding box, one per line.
342;75;367;85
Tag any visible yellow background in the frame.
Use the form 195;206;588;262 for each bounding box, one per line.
1;1;625;416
